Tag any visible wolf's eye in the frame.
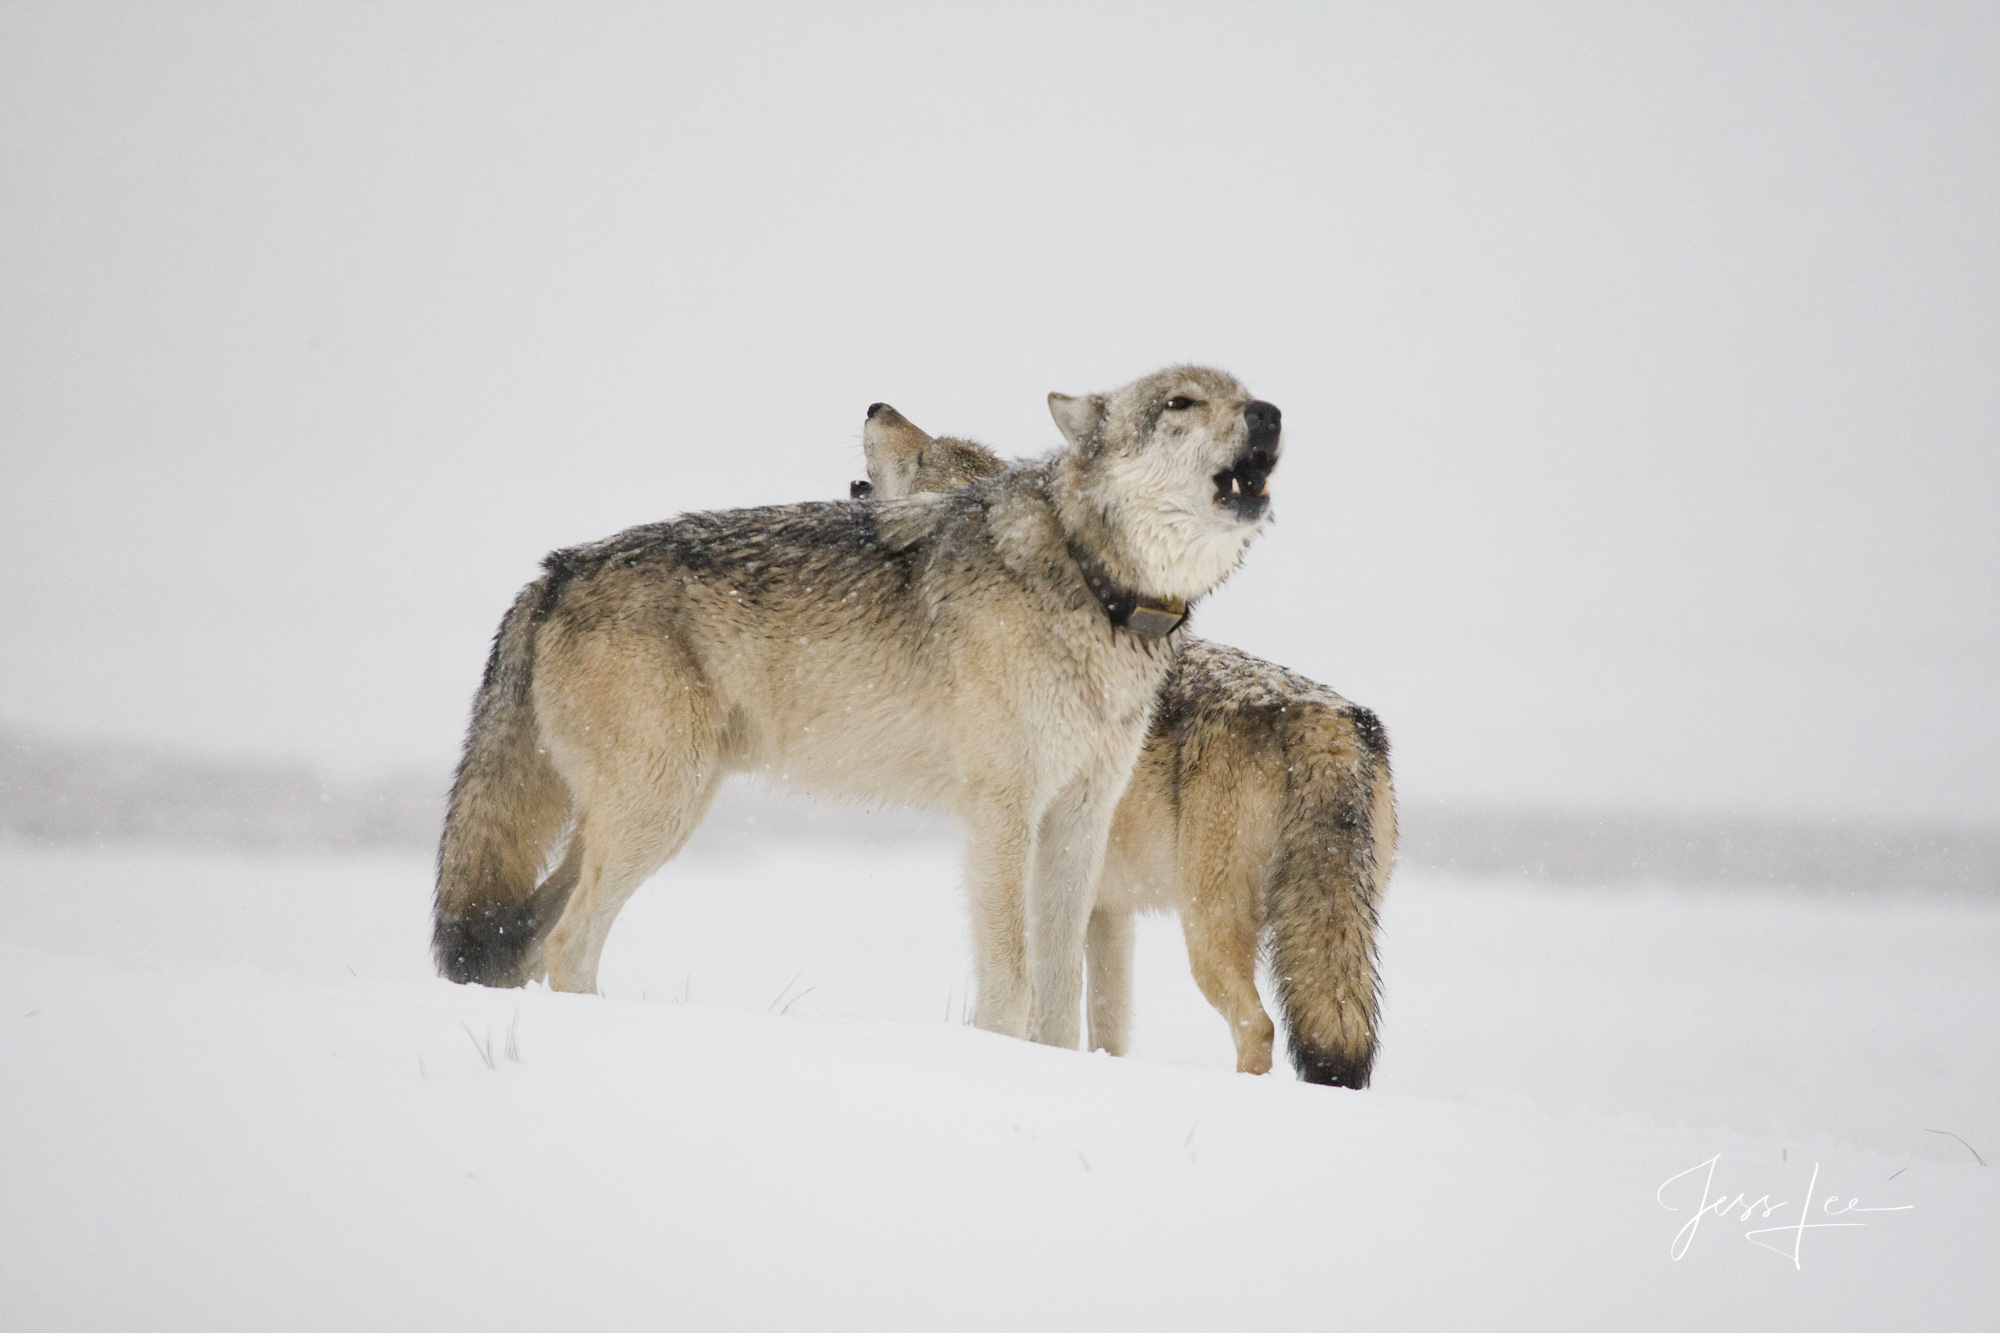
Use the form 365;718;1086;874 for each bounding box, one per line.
1163;396;1200;411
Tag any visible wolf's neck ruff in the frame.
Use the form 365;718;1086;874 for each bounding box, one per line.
1063;538;1190;638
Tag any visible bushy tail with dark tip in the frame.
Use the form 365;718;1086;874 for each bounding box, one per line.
1266;704;1397;1088
432;580;579;986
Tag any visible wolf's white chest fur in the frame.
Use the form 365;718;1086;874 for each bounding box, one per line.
1097;450;1260;601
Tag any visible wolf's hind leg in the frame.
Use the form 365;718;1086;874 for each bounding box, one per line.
1181;869;1276;1075
521;831;586;984
542;768;721;993
536;641;725;995
1085;906;1134;1056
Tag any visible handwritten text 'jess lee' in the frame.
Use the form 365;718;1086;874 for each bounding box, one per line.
1657;1156;1912;1268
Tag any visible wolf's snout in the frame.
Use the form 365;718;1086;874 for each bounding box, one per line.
866;402;889;420
1211;399;1280;520
1244;400;1281;467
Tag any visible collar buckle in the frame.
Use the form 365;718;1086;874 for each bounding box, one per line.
1124;599;1187;638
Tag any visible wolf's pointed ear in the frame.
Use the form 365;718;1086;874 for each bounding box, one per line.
1048;392;1106;447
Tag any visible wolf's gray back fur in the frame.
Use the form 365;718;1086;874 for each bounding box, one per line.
435;366;1282;1052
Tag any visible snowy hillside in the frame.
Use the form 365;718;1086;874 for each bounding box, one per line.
4;835;1994;1330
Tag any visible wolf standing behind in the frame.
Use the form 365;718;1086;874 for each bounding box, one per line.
434;366;1281;1049
860;407;1392;1086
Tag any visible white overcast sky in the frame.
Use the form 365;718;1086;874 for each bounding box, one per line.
3;3;1995;822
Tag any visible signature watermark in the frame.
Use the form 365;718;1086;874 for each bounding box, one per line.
1657;1155;1912;1268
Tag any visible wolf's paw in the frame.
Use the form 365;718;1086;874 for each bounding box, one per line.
1234;1017;1277;1075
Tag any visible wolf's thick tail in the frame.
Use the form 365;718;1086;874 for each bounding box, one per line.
432;579;579;986
1265;704;1397;1088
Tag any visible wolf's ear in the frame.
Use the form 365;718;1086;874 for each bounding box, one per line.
1047;392;1106;447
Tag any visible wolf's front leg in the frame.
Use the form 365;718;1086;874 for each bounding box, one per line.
1026;777;1124;1049
1085;905;1134;1055
961;805;1033;1038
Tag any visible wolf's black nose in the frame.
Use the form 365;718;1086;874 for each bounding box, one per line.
1245;400;1281;438
866;402;889;420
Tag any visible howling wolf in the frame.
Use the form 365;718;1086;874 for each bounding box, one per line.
434;366;1281;1050
857;405;1392;1085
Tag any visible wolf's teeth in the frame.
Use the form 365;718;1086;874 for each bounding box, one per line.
1228;477;1240;495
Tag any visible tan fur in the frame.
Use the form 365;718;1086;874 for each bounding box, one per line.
436;366;1280;1053
860;411;1394;1085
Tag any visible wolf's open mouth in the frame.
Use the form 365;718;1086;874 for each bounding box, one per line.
1214;398;1281;520
849;479;874;499
1212;458;1273;520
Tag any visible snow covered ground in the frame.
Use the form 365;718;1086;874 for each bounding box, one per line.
3;833;1995;1330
